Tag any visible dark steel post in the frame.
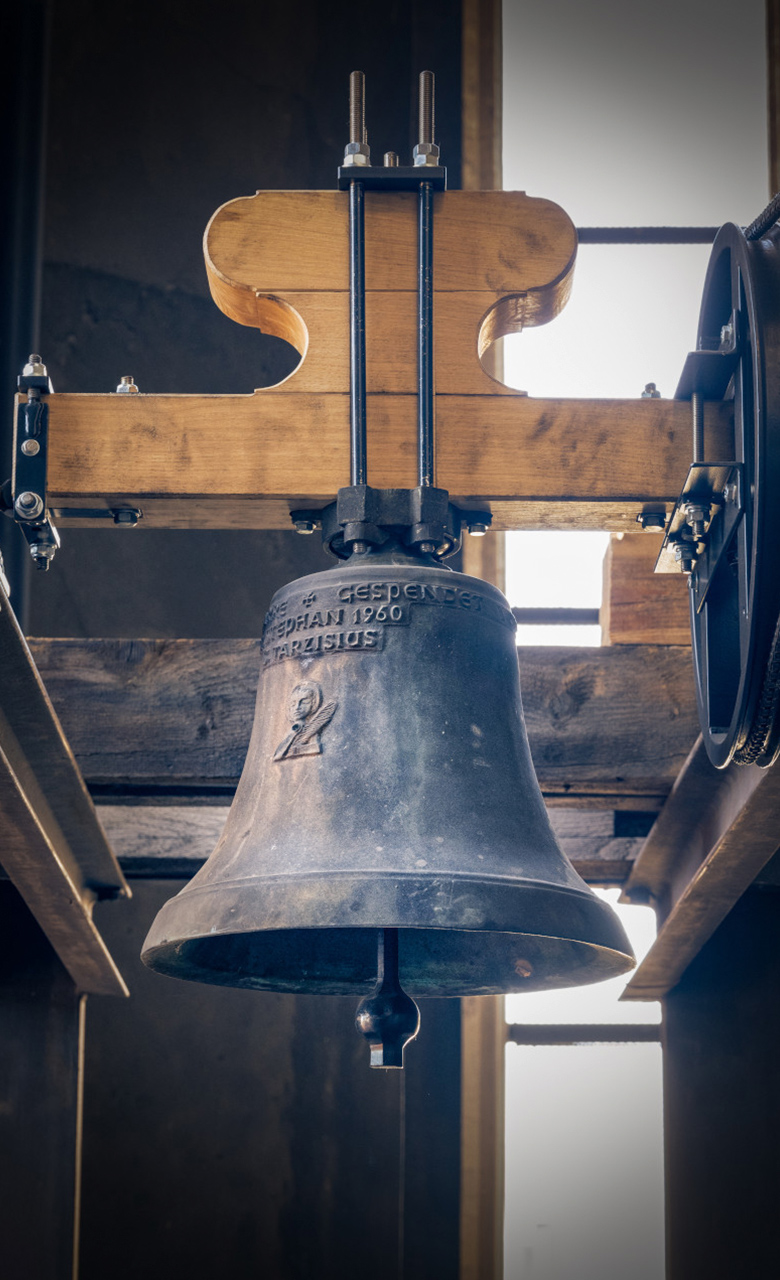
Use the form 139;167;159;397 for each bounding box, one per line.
416;71;436;489
417;180;434;487
692;391;704;463
349;178;368;487
346;71;369;489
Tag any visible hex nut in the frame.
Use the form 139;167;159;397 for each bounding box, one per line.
468;523;489;536
15;491;44;519
116;376;139;394
22;355;47;378
343;142;370;166
413;142;440;166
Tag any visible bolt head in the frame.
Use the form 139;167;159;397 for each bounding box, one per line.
636;512;665;531
468;523;489;536
419;541;437;554
641;383;661;398
15;490;44;519
21;439;40;456
116;376;139;394
293;519;315;534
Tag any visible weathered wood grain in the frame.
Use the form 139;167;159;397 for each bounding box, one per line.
43;391;734;531
205;189;575;308
95;803;645;883
623;738;780;1000
27;639;698;803
0;583;128;997
602;533;691;646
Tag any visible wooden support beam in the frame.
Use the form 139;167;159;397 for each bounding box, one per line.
0;585;129;997
86;804;646;885
42;392;733;531
27;639;698;806
602;532;691;646
622;738;780;1000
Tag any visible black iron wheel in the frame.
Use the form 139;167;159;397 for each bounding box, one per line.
690;222;780;768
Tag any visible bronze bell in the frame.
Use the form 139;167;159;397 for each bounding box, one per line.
141;546;634;1013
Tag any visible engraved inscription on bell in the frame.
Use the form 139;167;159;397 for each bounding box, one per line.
273;681;337;761
261;573;515;668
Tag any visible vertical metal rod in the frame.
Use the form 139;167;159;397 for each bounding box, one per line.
349;70;366;145
418;69;434;144
349;178;368;486
418;179;435;487
692;391;704;462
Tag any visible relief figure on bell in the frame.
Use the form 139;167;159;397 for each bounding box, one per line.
273;681;337;761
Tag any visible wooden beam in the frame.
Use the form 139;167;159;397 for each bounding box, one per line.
622;738;780;1000
0;585;129;997
42;392;733;531
27;639;698;805
602;532;691;646
462;0;502;192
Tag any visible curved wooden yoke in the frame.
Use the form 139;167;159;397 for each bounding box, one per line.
204;190;577;395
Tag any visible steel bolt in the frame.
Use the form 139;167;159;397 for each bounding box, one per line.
468;523;489;536
641;382;661;398
15;490;44;519
30;542;56;570
414;70;440;166
384;151;399;167
723;482;738;504
344;71;370;166
419;541;436;554
21;439;40;456
352;541;369;555
116;375;139;394
684;502;708;540
674;542;696;574
293;518;315;534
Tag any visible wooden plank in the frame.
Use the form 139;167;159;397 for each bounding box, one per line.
27;640;698;804
43;391;734;531
0;583;129;997
461;0;502;193
602;532;691;646
205;190;574;307
94;804;644;885
460;996;505;1280
622;738;780;1000
210;290;535;397
0;883;86;1280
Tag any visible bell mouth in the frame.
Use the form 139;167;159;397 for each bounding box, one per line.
141;873;635;997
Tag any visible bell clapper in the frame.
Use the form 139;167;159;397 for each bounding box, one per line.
355;929;421;1069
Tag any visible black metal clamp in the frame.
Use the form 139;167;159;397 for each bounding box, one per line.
2;356;145;573
5;355;61;571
